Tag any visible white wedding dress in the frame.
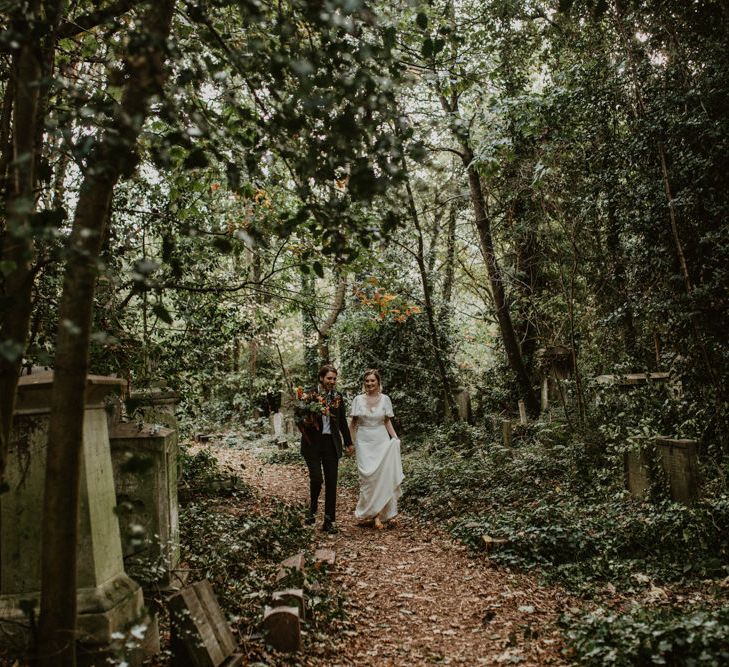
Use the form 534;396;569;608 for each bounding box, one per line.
350;393;404;521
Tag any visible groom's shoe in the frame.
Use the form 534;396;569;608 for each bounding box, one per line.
304;514;316;526
322;519;338;534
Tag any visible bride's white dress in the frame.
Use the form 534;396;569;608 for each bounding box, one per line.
350;393;404;521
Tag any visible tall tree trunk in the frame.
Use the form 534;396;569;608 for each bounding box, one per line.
0;0;63;480
36;3;175;664
400;161;458;419
301;272;318;380
317;273;347;364
462;146;540;416
439;199;457;319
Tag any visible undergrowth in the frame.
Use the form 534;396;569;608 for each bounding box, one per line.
401;416;729;665
177;447;349;663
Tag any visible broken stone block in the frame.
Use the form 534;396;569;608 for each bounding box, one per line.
275;552;305;582
263;605;301;653
314;548;335;568
271;588;305;620
168;580;243;667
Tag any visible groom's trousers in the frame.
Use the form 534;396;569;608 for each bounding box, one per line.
303;434;339;522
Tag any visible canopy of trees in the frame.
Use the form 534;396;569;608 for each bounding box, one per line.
1;0;727;664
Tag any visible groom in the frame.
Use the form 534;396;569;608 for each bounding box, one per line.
300;364;353;534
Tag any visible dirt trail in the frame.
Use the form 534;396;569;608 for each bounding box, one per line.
216;442;570;666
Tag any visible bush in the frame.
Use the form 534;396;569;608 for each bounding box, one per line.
402;421;729;594
561;605;729;666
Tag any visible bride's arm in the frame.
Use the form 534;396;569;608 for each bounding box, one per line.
384;417;398;440
348;416;358;445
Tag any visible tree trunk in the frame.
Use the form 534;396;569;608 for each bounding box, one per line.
0;0;63;480
462;147;540;416
317;274;347;364
401;161;458;419
440;199;457;312
36;3;175;664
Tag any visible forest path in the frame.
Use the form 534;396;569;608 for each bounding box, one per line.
216;441;569;666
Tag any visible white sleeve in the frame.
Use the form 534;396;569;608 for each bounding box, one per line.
349;395;363;417
383;394;394;418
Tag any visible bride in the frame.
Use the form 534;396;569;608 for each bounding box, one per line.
348;369;404;529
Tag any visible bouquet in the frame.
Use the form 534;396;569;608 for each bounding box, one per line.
293;387;341;429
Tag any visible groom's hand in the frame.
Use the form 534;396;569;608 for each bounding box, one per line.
346;445;355;456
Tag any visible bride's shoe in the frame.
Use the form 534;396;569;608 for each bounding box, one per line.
374;517;384;530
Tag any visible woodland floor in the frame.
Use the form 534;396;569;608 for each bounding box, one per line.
208;438;576;666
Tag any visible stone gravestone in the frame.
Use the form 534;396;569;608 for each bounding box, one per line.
0;372;157;664
109;422;180;589
271;588;305;620
128;388;179;432
655;437;700;504
536;345;574;408
453;387;472;423
263;605;301;653
624;436;700;505
168;580;243;667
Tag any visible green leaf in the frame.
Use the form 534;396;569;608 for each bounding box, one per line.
416;12;428;30
152;303;173;324
313;261;324;278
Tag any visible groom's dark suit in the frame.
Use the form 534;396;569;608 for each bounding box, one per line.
300;387;353;525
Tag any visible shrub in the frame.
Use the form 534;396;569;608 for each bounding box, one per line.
561;605;729;666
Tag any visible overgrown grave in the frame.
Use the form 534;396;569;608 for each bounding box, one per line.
168;579;244;667
175;432;351;663
264;548;338;653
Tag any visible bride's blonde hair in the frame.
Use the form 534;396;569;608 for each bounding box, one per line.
363;368;382;391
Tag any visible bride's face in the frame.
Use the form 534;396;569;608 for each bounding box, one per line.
364;375;379;394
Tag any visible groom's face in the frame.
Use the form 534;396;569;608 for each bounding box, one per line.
320;371;337;393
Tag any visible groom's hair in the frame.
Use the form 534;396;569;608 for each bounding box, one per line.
318;364;338;379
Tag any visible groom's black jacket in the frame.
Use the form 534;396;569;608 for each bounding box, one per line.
299;388;353;459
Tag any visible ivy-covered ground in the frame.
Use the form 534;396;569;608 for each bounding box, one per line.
177;432;569;665
172;418;729;666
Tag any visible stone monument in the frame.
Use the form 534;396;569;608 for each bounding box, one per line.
0;372;157;664
109;422;180;589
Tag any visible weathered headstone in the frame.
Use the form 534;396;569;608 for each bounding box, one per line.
625;437;700;504
128;388;179;432
109;421;180;588
655;437;700;504
271;588;305;620
275;552;306;583
0;372;156;663
453;387;472;423
263;605;301;653
540;377;549;412
536;345;574;404
168;580;243;667
501;420;513;448
517;400;527;425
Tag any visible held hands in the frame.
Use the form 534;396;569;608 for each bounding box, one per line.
346;445;355;457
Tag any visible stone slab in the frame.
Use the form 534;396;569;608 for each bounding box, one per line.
596;372;670;386
624;437;700;504
275;553;305;582
109;421;180;584
169;580;238;667
314;548;335;567
271;588;305;620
